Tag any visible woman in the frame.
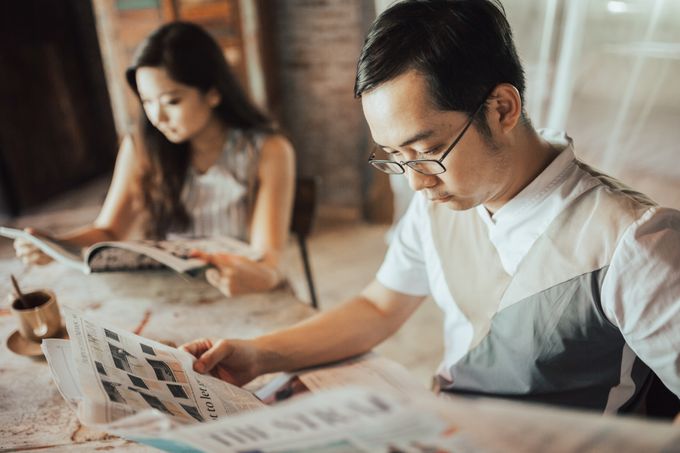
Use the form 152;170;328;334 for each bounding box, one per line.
14;22;295;296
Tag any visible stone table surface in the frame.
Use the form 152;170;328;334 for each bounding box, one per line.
0;260;315;452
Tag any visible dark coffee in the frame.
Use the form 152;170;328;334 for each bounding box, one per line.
12;291;50;310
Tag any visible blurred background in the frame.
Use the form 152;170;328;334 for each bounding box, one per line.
0;0;678;383
0;0;678;221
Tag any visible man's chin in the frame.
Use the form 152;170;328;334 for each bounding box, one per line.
435;196;477;211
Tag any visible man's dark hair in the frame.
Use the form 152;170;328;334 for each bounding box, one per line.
354;0;526;137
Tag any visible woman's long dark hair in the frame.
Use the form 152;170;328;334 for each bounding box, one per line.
125;21;273;239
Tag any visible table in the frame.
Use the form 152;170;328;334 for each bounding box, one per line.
0;260;315;452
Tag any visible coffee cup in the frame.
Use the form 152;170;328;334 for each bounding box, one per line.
10;289;62;342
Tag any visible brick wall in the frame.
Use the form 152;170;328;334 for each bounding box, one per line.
272;0;376;214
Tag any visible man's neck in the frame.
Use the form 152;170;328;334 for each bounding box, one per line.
484;128;560;214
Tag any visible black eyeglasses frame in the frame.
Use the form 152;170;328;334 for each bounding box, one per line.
368;97;488;176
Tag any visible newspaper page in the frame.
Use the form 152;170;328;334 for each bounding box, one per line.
130;387;464;453
56;307;264;426
432;392;680;453
42;310;680;453
41;339;84;407
255;353;431;404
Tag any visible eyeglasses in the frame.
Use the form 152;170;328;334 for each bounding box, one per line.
368;97;487;176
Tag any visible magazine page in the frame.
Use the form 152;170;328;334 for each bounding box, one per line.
62;308;264;425
141;387;459;453
85;236;261;274
0;226;87;273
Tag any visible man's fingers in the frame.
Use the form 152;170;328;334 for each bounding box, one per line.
179;338;213;357
195;339;234;374
215;366;239;385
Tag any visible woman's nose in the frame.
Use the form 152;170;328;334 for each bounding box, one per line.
146;103;167;125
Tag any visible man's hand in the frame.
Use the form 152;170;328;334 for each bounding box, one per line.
180;338;262;386
191;250;281;297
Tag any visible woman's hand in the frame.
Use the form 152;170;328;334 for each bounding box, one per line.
180;338;261;386
191;250;282;297
13;228;54;266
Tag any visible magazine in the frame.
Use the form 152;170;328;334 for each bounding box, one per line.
42;309;680;453
0;226;260;275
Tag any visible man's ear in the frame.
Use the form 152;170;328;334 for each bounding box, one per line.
488;83;522;133
206;88;221;108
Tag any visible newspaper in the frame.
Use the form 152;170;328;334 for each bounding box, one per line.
0;226;260;274
45;308;264;426
42;309;680;453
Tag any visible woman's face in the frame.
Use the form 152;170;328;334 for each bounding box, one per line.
135;66;219;143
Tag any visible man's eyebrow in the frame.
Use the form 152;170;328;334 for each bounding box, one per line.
375;129;437;150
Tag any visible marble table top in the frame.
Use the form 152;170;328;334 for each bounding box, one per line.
0;259;314;452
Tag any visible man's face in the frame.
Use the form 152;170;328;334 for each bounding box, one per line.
362;70;509;211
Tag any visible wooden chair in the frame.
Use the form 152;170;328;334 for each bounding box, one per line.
291;177;319;309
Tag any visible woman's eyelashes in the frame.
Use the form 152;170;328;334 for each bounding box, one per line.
140;95;182;107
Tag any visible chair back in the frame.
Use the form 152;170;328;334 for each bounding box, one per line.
291;177;319;308
291;177;317;238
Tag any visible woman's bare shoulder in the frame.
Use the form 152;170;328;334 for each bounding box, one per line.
258;132;295;162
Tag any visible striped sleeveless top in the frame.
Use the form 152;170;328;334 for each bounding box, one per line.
171;129;265;241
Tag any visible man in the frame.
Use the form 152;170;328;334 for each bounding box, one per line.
182;0;680;415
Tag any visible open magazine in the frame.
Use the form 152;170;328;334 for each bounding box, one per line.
0;226;260;275
42;309;680;453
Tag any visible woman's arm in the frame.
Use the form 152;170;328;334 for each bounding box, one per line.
89;134;148;241
249;133;296;269
195;133;296;296
14;135;147;264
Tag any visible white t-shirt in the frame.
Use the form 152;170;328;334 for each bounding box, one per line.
376;129;680;399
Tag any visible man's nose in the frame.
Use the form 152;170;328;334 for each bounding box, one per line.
406;167;436;192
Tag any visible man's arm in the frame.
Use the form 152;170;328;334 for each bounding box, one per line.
601;207;680;413
181;280;425;385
